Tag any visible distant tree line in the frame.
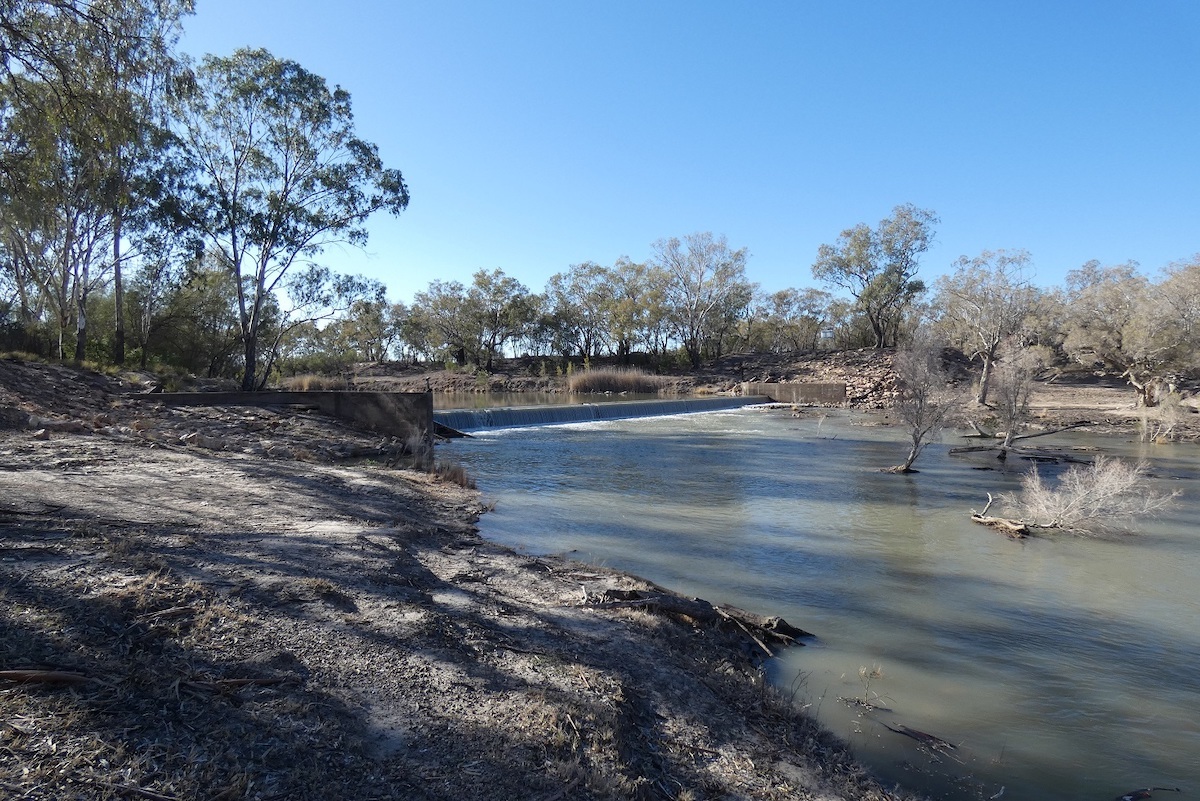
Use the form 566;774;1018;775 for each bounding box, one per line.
3;6;1198;406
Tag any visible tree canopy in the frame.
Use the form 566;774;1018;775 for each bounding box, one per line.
173;47;409;389
812;203;938;349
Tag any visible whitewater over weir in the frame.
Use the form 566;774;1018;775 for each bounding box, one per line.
433;395;765;432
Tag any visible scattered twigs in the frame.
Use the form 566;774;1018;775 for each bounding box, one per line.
133;605;202;625
181;676;298;694
103;782;179;801
539;777;581;801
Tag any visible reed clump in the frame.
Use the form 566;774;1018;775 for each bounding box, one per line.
566;367;671;395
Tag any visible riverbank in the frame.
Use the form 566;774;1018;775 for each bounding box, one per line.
0;357;913;800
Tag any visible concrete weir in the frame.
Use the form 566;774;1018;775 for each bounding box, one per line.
740;382;847;405
433;395;767;433
156;391;433;443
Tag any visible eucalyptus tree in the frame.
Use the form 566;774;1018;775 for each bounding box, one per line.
0;1;193;363
143;255;240;376
174;47;409;390
0;73;112;360
812;203;938;348
84;0;194;365
606;257;657;363
411;269;535;369
757;287;832;352
651;231;751;368
545;261;612;358
933;249;1040;404
411;279;473;365
1059;261;1198;406
338;297;407;363
467;268;537;370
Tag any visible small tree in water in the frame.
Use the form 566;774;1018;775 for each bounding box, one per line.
888;337;963;473
989;344;1048;456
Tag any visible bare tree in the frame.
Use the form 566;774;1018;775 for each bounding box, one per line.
888;335;963;473
984;456;1177;535
933;249;1040;404
989;345;1048;455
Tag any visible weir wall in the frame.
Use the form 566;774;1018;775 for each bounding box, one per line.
740;382;847;405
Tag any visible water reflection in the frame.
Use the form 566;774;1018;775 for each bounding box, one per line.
445;409;1200;801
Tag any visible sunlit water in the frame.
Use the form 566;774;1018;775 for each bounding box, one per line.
441;408;1200;801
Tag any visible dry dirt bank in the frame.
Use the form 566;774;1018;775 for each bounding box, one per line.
0;358;913;801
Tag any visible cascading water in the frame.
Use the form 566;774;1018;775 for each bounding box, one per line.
433;395;766;432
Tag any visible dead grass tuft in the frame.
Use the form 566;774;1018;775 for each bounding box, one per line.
432;459;476;489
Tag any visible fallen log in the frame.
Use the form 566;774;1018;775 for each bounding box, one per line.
589;588;811;653
0;669;96;686
970;514;1030;538
969;494;1032;538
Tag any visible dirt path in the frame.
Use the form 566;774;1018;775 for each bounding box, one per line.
1;359;909;801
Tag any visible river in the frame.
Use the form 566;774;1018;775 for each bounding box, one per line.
440;407;1200;801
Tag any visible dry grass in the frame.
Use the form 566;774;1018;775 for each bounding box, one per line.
566;367;672;394
433;459;476;489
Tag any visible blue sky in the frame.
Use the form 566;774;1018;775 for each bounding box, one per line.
180;1;1200;304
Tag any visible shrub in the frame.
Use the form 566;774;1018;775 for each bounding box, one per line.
1002;456;1177;534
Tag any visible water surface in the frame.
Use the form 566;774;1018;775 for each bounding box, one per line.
443;409;1200;801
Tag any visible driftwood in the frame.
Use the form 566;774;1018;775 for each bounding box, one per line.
970;514;1030;538
970;493;1032;538
879;720;958;752
1115;788;1182;801
0;669;96;686
952;421;1092;457
589;588;811;655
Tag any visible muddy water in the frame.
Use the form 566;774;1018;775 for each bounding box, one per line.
443;408;1200;801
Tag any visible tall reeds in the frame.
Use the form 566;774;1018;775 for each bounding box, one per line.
565;367;671;395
